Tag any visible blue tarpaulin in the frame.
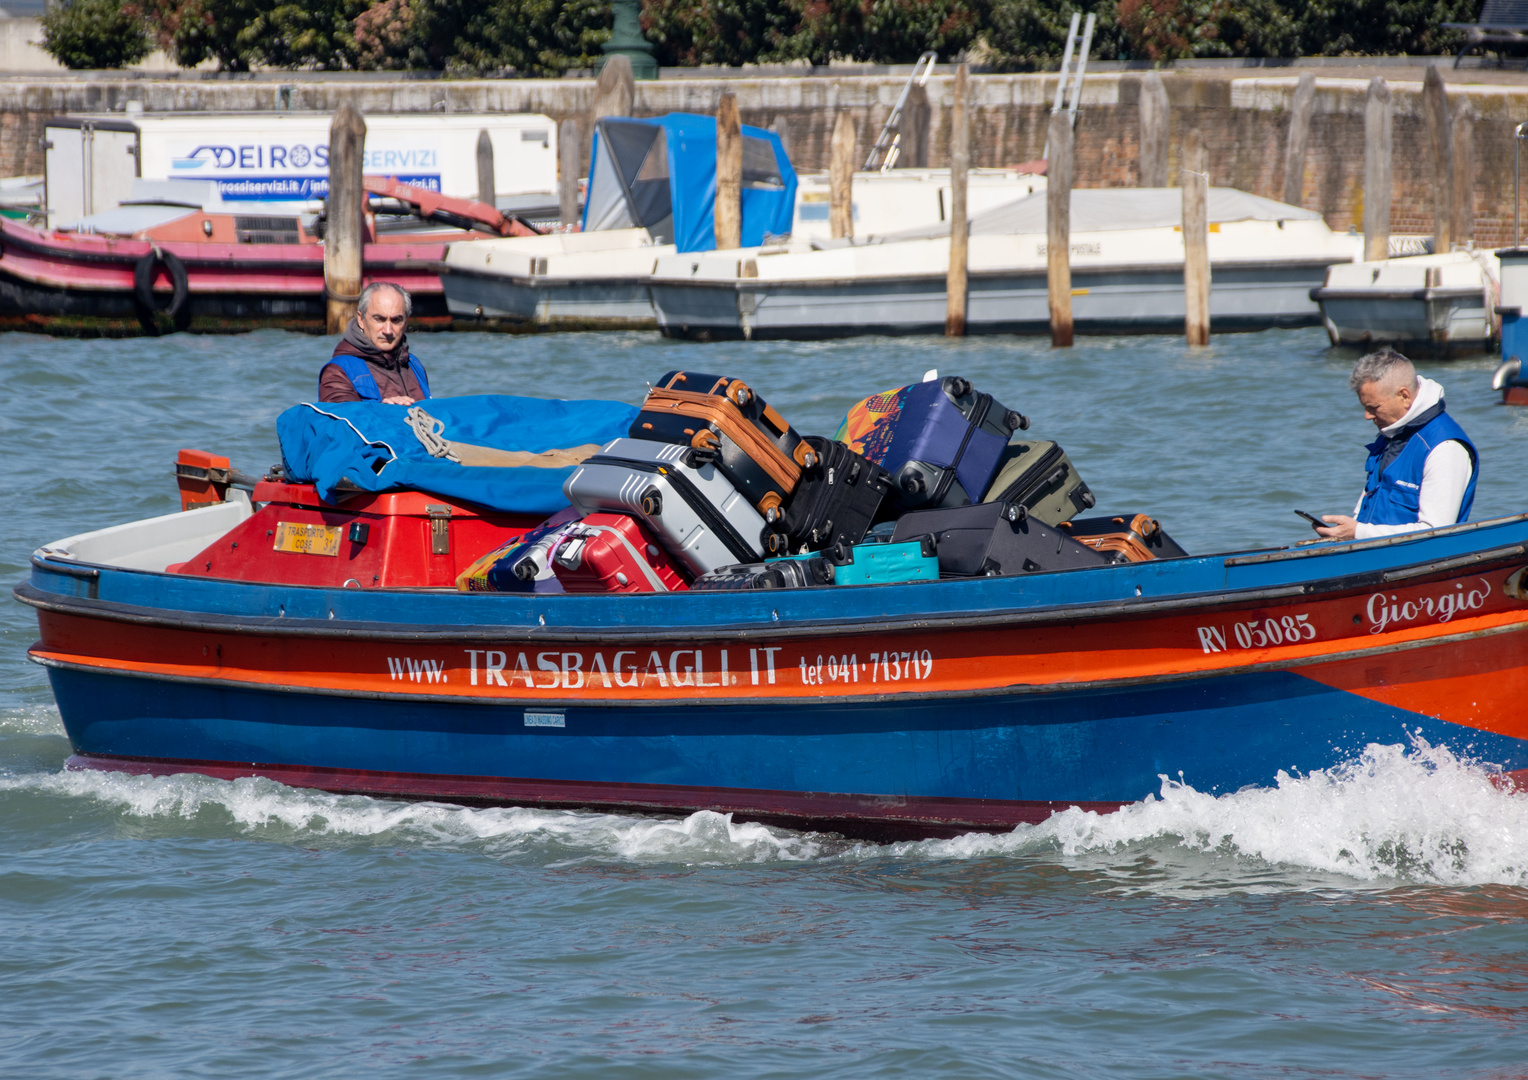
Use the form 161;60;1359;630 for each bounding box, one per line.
276;395;637;515
582;113;797;253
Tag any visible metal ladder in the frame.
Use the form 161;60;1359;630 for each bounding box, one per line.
863;51;938;173
1043;12;1096;158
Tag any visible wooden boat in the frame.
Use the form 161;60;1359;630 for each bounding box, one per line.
15;460;1528;839
0;177;536;335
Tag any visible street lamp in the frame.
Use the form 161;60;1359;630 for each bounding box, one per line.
603;0;658;81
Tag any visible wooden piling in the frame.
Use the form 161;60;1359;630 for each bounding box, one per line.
1047;109;1073;348
324;102;366;335
829;111;855;240
945;63;969;338
476;128;495;208
1424;66;1453;254
1138;72;1168;188
1281;71;1315;207
1182;129;1210;346
900;82;931;169
1363;77;1393;262
715;92;742;250
558;118;580;228
1453;103;1475;247
593;54;635;119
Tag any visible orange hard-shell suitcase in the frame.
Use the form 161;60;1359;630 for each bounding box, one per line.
1056;514;1188;563
629;370;817;523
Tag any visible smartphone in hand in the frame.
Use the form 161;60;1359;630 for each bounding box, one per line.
1293;509;1326;533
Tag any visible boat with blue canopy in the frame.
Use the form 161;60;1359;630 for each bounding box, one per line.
15;393;1528;838
440;113;796;330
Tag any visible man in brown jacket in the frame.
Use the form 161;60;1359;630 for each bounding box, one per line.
318;282;432;404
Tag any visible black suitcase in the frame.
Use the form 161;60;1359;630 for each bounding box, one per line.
891;500;1110;577
691;558;833;591
772;435;893;556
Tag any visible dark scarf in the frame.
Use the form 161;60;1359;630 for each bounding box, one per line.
332;316;410;371
1371;399;1445;473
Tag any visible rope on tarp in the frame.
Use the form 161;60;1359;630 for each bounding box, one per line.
406;406;461;463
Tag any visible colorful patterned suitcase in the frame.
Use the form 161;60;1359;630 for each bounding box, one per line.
835;375;1027;512
629;370;817;523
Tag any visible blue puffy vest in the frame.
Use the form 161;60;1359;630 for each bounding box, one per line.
328;352;431;402
1357;407;1477;527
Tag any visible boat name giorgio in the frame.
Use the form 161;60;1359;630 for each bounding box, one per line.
1365;578;1490;635
1196;614;1316;654
445;646;938;692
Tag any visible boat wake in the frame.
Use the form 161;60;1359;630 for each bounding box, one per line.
904;734;1528;888
1;732;1524;885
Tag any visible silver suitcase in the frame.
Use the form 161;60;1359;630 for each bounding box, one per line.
563;438;768;575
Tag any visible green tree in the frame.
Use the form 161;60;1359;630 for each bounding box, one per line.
40;0;153;69
979;0;1127;66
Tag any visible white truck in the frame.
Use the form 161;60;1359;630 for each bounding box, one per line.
43;112;559;227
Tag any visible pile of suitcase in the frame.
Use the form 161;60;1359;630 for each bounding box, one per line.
456;370;1185;595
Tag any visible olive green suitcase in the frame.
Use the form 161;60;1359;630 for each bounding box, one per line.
981;439;1096;525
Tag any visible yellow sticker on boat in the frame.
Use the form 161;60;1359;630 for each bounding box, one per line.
273;521;342;556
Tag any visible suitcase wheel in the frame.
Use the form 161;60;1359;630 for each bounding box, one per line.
726;381;753;407
763;532;790;556
946;377;972;398
682;445;719;468
1003;502;1027;524
758;491;784;523
901;471;926;495
1006;410;1029;432
793;443;818;469
689;429;722;452
512;555;541;582
640;489;663;517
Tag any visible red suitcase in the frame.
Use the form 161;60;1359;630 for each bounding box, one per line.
551;513;690;593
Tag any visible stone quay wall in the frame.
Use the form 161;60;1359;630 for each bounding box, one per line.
1;70;1525;247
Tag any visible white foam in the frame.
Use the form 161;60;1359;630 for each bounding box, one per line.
3;735;1525;882
896;735;1528;887
0;766;831;864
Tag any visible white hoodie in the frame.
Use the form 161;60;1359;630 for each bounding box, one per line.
1351;376;1474;539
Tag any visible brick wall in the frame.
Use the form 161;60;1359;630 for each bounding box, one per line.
1;70;1523;248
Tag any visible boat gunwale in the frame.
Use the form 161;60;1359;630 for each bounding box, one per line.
17;537;1528;644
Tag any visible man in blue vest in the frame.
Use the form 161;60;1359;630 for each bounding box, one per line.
318;282;431;404
1316;347;1477;541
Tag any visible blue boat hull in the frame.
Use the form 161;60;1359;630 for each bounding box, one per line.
46;661;1527;837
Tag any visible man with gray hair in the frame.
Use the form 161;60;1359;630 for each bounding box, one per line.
319;282;432;404
1316;347;1477;541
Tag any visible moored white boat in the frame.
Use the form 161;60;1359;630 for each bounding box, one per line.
647;188;1363;341
441;227;673;330
1311;249;1500;355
